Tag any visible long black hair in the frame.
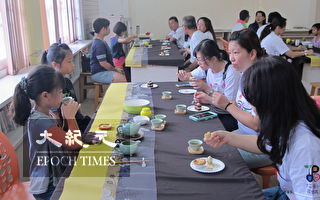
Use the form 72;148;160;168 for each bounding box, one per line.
193;39;229;63
41;43;72;66
197;17;217;41
242;56;320;165
90;18;110;36
229;29;265;58
10;65;65;126
251;11;266;28
260;17;286;41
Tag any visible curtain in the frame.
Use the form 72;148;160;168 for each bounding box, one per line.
5;0;29;75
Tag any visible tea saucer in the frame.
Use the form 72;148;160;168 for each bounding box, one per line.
187;105;210;112
178;89;197;94
190;157;225;173
140;83;159;89
117;129;144;141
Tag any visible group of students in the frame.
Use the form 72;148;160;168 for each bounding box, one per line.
7;13;320;200
171;13;320;199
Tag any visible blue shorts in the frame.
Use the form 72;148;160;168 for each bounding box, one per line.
91;71;114;83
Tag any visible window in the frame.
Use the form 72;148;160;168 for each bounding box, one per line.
43;0;80;45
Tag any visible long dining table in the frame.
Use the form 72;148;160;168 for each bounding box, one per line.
51;82;264;200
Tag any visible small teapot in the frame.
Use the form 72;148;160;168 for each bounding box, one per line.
117;122;141;137
119;140;141;155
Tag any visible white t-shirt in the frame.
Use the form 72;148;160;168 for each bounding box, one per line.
168;27;185;49
191;64;240;100
236;76;259;135
191;63;241;114
261;32;289;56
277;122;320;200
204;31;214;40
231;23;245;33
190;30;208;63
256;24;268;38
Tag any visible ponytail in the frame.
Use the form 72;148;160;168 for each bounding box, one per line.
259;24;272;41
260;17;286;41
219;49;230;63
10;66;66;126
90;31;95;36
41;43;72;66
11;77;31;126
41;50;49;65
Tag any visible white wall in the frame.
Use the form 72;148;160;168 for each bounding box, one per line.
81;0;101;39
126;0;318;39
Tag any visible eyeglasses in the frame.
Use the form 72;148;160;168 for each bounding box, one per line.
196;57;209;62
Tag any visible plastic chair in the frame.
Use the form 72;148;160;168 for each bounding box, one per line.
218;37;229;52
0;131;35;200
251;165;277;189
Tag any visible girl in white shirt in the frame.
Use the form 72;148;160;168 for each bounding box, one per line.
177;39;240;131
197;17;217;42
205;56;320;200
260;17;313;58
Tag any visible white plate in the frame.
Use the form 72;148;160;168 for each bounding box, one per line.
133;115;150;125
187;105;210;112
190;157;225;173
178;89;197;94
140;83;159;89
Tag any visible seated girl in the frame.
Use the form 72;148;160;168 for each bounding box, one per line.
177;39;240;131
11;66;82;200
197;17;217;41
90;18;127;83
205;56;320;200
41;43;91;134
309;23;320;48
260;17;314;58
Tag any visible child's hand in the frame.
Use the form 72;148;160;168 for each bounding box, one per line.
61;100;80;119
176;70;190;81
115;68;125;74
194;92;212;104
204;130;231;148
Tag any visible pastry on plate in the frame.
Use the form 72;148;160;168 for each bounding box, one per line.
147;81;154;88
99;123;112;130
205;156;215;169
195;103;202;111
193;158;206;165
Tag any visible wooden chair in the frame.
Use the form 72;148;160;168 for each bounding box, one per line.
0;131;35;200
79;72;94;102
218;37;229;52
251;165;277;189
94;82;110;107
310;82;320;96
